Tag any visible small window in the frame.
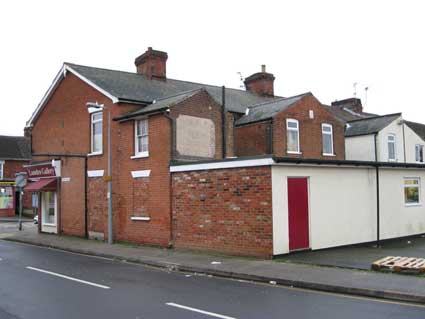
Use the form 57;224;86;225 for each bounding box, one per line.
135;119;149;156
415;145;424;163
322;124;334;155
91;112;103;154
404;178;420;205
286;119;300;153
0;160;4;179
387;134;396;161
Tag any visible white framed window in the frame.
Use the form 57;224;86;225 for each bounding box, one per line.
90;112;103;154
415;144;424;163
133;119;149;158
286;119;300;154
322;123;334;156
387;134;396;161
0;160;4;179
404;177;420;206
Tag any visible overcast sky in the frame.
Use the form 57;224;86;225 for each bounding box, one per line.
1;0;424;135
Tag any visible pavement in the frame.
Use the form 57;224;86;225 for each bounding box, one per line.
2;226;425;305
277;235;425;270
2;240;425;319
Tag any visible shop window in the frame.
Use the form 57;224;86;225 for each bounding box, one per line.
0;186;13;209
0;160;3;179
404;178;420;205
415;145;424;163
134;119;149;157
91;112;103;154
322;124;334;155
387;134;396;161
287;119;300;153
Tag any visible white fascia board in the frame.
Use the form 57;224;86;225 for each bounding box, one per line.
87;170;104;177
131;170;151;178
26;64;120;128
170;158;275;173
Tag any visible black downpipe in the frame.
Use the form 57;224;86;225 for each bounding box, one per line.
221;86;226;159
84;156;88;238
374;133;380;247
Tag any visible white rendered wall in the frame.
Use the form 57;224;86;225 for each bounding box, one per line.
403;124;425;164
345;135;375;161
376;116;404;162
272;164;425;255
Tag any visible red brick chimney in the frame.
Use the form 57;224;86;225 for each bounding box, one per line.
244;65;275;96
331;98;363;113
135;47;168;80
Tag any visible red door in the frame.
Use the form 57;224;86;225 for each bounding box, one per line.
288;178;310;251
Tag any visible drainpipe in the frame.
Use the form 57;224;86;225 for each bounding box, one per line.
402;121;407;163
374;133;380;247
163;111;175;247
221;86;227;159
84;156;88;238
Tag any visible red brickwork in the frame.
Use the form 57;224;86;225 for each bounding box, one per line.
172;166;273;258
234;121;270;156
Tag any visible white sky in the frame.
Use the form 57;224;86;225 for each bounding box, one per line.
1;0;424;135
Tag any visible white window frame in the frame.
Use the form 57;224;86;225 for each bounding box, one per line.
321;123;334;156
404;177;421;206
90;112;103;155
0;160;4;180
131;119;149;159
286;119;300;154
387;133;396;161
415;144;424;163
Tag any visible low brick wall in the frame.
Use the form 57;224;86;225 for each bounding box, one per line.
172;166;273;258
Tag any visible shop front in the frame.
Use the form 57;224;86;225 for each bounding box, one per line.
0;181;15;217
25;161;61;234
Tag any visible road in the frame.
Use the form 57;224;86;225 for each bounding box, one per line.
0;240;424;319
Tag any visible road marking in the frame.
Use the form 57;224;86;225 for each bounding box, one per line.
166;302;237;319
26;266;110;289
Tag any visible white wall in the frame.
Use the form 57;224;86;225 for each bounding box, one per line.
345;135;375;161
376;116;404;162
403;124;425;163
272;164;425;255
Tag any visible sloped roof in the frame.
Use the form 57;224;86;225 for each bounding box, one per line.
66;63;277;114
345;113;401;137
323;104;377;122
405;121;425;141
115;89;204;121
235;93;310;126
0;136;31;160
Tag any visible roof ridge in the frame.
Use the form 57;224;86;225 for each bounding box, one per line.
0;135;26;139
347;112;402;123
248;92;310;109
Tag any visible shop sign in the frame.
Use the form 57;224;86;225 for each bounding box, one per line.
26;164;57;178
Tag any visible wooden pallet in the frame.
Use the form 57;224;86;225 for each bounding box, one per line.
372;256;425;273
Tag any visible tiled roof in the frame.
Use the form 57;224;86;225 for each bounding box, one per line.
235;93;310;126
66;63;278;114
323;104;377;122
0;136;31;160
345;113;402;137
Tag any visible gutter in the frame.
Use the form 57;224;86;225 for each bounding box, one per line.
114;107;167;122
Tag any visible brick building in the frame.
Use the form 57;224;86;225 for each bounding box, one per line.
0;135;31;217
25;47;347;254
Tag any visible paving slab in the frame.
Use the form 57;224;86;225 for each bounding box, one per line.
3;230;425;304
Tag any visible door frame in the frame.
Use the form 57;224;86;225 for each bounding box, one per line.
287;176;311;252
41;191;58;234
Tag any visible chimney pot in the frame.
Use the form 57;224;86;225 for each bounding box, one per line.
261;64;266;73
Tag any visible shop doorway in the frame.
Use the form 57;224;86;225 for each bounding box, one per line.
41;191;57;233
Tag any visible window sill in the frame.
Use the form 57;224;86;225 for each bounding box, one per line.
130;216;150;221
131;152;149;159
323;153;336;157
287;151;302;155
42;223;57;226
88;152;103;157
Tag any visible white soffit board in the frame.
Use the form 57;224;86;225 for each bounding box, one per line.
170;158;274;172
87;170;104;178
131;170;151;178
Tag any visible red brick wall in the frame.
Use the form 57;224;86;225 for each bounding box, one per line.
234;121;271;156
273;94;345;159
172;166;273;258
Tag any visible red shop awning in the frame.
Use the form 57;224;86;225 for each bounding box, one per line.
25;178;57;192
